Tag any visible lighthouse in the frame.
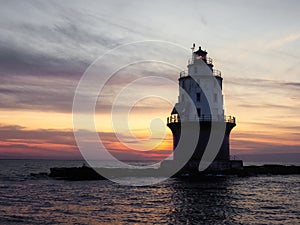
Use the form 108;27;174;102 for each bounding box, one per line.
165;44;238;172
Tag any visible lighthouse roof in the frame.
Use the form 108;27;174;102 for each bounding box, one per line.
194;46;207;57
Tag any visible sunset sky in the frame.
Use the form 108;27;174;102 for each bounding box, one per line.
0;0;299;163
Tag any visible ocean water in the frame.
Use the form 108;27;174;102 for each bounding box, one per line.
0;160;299;224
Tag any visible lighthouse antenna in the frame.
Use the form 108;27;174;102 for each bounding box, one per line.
191;43;195;63
191;43;195;53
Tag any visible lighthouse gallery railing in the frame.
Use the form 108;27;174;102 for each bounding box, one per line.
179;69;222;78
167;114;236;124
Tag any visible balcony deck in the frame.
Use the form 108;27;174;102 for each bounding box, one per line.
167;114;236;124
179;69;222;78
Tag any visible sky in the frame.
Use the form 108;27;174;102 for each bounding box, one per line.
0;0;299;163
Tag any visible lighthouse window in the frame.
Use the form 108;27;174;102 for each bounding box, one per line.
196;92;201;102
214;93;218;103
197;108;201;117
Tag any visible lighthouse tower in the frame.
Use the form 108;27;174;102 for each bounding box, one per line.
166;45;236;171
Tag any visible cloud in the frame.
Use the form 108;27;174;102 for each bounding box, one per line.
234;153;300;164
227;77;300;90
0;75;76;113
284;82;300;87
0;124;171;160
0;39;89;76
0;56;180;113
225;77;300;117
231;137;300;155
236;103;295;110
266;32;300;49
0;124;80;159
0;3;102;70
0;72;176;113
0;1;173;77
0;1;186;114
240;121;300;132
0;13;101;76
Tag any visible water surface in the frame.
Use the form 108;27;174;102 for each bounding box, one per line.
0;160;299;224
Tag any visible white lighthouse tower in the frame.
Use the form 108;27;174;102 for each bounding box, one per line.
166;44;237;172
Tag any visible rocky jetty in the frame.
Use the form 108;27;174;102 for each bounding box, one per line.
36;164;300;181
